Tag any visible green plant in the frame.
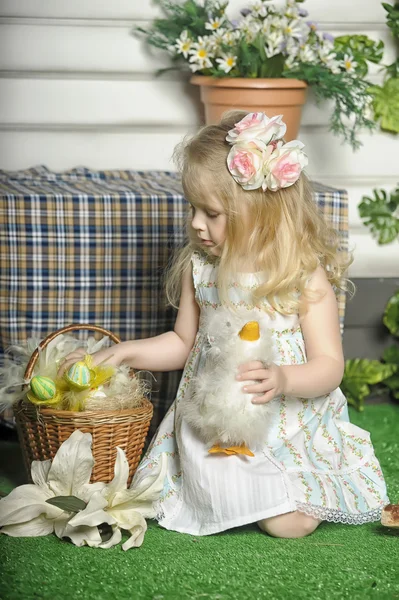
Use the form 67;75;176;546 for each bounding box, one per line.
136;0;385;149
368;2;399;134
341;184;399;410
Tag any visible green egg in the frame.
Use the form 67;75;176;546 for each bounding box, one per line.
30;376;56;400
65;361;92;390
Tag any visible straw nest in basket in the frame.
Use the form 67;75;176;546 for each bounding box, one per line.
0;332;149;413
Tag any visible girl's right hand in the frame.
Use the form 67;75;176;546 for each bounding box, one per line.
57;345;124;379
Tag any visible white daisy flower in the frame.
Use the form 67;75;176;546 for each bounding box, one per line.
216;53;237;73
221;30;241;47
318;47;340;73
213;1;226;11
298;45;317;63
250;1;268;18
209;27;227;50
282;18;308;41
205;16;225;31
343;53;358;73
264;30;285;58
175;30;193;58
238;18;261;43
189;38;214;70
285;53;299;69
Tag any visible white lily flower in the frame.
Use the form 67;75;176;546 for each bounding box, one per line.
105;449;168;550
0;431;103;540
59;490;122;548
64;448;168;550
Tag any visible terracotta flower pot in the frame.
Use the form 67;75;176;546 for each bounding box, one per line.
190;76;308;141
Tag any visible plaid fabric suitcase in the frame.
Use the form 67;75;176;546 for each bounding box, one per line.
0;167;349;438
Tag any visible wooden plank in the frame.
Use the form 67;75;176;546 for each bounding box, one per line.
0;126;397;181
0;76;391;132
0;23;171;73
0;78;202;126
0;23;395;74
0;0;392;23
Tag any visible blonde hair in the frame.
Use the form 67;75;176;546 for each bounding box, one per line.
166;110;353;315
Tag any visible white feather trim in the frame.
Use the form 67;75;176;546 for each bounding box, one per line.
181;308;279;449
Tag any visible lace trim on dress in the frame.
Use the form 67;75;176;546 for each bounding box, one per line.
296;502;384;524
154;500;165;521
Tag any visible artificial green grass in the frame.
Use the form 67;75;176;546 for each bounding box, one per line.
1;403;398;600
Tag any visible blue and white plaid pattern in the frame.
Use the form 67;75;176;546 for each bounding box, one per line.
0;167;348;436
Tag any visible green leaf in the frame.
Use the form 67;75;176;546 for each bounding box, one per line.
261;53;285;78
382;344;399;364
344;359;398;385
341;358;399;410
46;495;87;513
369;78;399;134
253;32;267;63
386;58;399;78
358;187;399;244
383;372;399;399
383;291;399;336
382;2;399;39
340;378;370;411
285;63;375;149
334;35;384;78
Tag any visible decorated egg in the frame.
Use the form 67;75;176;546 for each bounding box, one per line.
65;361;92;390
30;376;56;400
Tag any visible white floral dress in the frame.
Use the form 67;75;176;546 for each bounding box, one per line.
133;251;389;536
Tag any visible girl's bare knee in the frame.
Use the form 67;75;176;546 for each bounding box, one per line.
258;510;321;539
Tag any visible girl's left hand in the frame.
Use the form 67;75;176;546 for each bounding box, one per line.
236;361;286;404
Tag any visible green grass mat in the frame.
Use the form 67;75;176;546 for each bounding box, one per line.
1;404;398;600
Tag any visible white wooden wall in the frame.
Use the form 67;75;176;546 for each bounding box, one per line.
0;0;398;277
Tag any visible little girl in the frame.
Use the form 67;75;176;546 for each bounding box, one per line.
61;111;389;538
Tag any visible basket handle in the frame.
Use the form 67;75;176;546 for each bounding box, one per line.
24;324;121;380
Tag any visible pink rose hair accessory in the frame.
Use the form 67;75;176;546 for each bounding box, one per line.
226;112;308;192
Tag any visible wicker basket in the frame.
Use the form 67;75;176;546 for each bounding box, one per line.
14;324;153;485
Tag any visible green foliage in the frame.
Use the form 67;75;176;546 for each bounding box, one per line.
369;77;399;133
383;1;399;38
334;35;384;78
369;3;399;133
382;345;399;399
384;290;399;336
135;0;387;149
341;359;398;411
46;495;87;512
285;64;375;149
358;186;399;244
343;183;399;410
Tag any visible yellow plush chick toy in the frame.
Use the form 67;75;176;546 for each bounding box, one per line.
181;308;277;456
